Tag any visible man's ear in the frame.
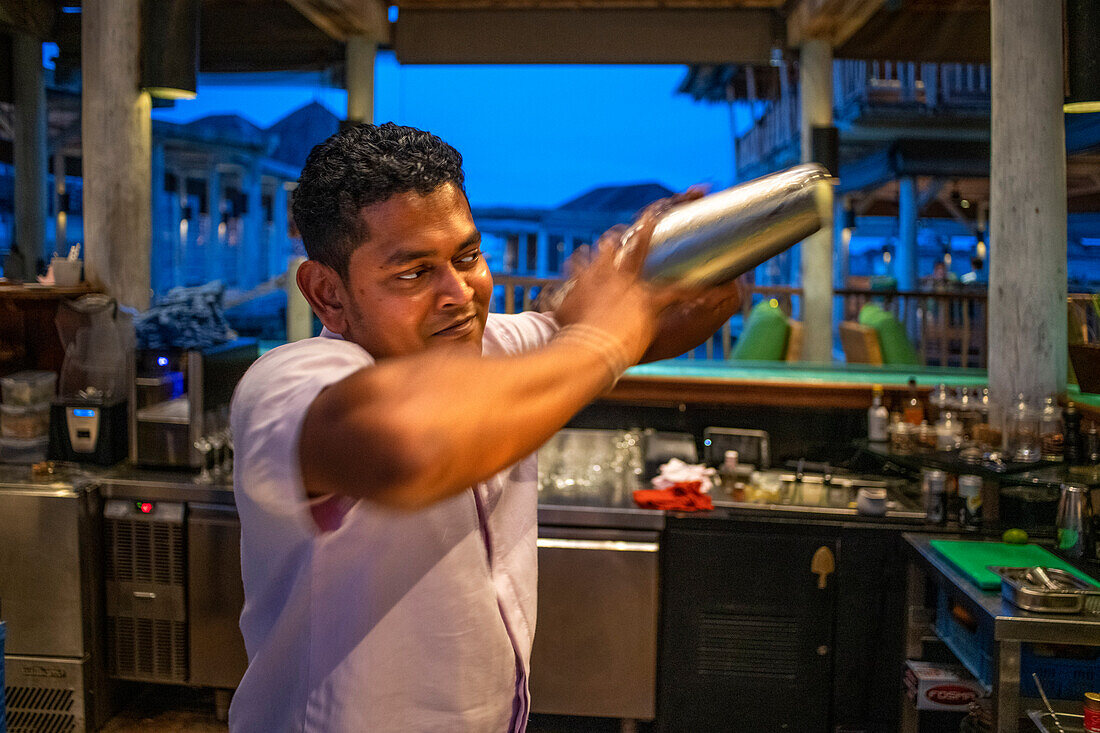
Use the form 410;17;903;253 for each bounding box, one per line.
296;260;350;336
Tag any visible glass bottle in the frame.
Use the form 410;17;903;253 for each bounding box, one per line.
956;389;979;440
1064;401;1083;465
1008;393;1041;463
928;383;950;424
935;411;963;452
1039;396;1064;462
903;378;925;425
868;385;889;443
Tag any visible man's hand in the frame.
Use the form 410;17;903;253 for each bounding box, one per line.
642;277;743;363
554;185;742;365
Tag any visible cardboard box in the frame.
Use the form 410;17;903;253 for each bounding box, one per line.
904;660;986;711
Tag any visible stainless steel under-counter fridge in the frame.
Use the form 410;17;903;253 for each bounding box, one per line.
0;467;111;733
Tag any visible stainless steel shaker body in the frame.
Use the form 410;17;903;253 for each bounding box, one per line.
641;163;833;288
1056;482;1095;560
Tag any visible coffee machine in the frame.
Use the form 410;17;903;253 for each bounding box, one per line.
130;338;258;468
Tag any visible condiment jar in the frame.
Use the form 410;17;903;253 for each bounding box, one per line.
1039;396;1064;462
1084;691;1100;733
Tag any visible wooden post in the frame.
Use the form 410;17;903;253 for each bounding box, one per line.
53;151;68;258
13;32;48;273
800;38;834;362
988;0;1067;412
82;0;152;310
286;256;313;341
897;176;919;335
346;35;377;124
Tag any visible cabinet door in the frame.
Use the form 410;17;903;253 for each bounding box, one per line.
187;503;249;689
530;527;660;720
659;523;838;732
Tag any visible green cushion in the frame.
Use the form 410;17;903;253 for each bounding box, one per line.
858;304;920;365
730;301;790;361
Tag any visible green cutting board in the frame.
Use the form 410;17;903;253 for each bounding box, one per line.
929;540;1100;591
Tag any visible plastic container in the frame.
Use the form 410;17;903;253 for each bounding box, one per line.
0;370;57;406
0;435;48;464
0;402;50;439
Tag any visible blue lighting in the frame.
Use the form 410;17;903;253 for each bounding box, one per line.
73;408;96;418
157;356;169;367
703;439;712;446
387;5;398;22
61;6;81;13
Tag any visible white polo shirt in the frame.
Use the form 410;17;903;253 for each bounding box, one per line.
228;312;558;733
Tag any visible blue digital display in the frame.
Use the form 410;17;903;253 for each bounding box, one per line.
72;408;96;418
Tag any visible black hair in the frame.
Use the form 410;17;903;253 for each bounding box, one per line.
291;122;465;277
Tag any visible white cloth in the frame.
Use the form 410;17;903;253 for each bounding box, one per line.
228;311;558;733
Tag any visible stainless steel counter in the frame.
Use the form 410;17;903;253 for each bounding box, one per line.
904;533;1100;732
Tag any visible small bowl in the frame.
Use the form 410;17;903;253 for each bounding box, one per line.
856;487;889;516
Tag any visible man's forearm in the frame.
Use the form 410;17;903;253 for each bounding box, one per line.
300;335;624;510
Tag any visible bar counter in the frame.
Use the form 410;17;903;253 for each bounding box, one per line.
605;359;1100;419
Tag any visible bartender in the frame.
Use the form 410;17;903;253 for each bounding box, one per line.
228;122;741;732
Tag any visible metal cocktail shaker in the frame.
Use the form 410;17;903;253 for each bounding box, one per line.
639;163;833;288
1056;483;1095;561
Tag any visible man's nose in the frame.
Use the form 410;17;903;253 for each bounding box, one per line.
436;264;474;307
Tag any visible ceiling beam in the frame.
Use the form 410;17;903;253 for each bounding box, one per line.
283;0;389;42
786;0;885;47
395;7;779;64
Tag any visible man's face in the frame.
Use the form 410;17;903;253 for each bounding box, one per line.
338;183;492;359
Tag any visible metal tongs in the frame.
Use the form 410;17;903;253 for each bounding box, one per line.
1027;566;1063;590
1032;673;1066;733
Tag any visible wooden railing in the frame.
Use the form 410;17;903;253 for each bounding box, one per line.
491;273;999;366
834;59;990;114
734;91;799;176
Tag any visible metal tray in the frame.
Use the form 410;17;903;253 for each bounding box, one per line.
1028;709;1086;733
991;566;1100;615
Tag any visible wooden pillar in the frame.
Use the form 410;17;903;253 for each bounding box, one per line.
14;32;48;272
988;0;1067;410
271;182;290;280
82;0;152;310
53;152;68;258
241;166;264;289
516;232;529;273
286;256;313;341
346;35;377;124
536;230;550;276
206;167;223;283
799;38;834;361
149;142;168;294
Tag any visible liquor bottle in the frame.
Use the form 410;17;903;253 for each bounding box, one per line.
903;378;924;425
868;385;889;442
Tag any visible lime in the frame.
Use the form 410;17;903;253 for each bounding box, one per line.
1002;528;1029;545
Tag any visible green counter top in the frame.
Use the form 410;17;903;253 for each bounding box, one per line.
626;359;989;388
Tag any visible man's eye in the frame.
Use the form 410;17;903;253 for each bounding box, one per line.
455;250;481;265
396;269;425;281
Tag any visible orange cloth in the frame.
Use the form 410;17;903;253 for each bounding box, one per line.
633;480;713;512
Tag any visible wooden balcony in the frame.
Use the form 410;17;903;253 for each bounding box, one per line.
735;59;991;179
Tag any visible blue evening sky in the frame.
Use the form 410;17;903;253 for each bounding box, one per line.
151;51;748;208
